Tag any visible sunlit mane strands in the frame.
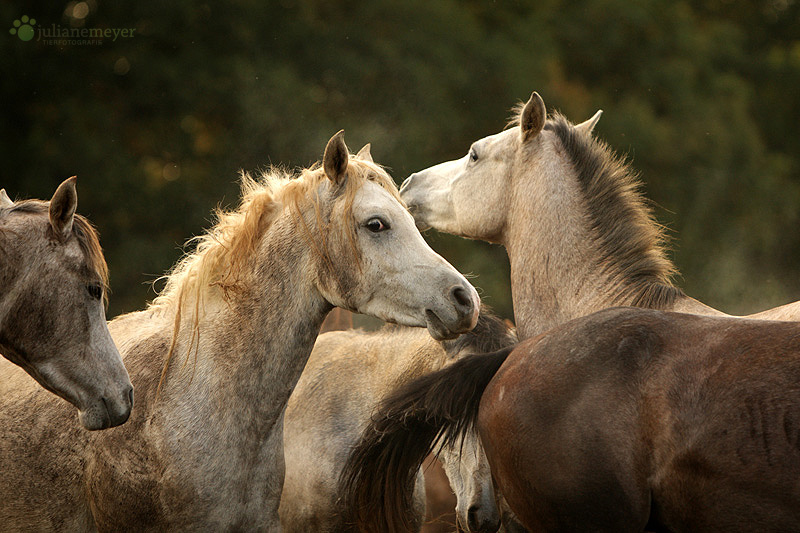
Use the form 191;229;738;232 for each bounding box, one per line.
149;159;404;395
150;159;402;314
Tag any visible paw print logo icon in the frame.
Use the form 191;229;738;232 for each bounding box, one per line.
10;15;36;42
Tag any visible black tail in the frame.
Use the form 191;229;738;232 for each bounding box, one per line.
339;345;514;532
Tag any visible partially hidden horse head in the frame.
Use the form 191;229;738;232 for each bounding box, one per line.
435;310;516;533
0;177;132;430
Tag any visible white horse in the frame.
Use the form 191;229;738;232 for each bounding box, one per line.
281;309;514;533
0;177;132;430
0;132;479;531
401;91;800;338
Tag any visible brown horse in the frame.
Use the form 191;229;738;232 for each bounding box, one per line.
0;133;479;531
0;177;132;430
343;307;800;532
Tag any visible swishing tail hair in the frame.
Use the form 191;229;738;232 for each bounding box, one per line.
339;346;514;532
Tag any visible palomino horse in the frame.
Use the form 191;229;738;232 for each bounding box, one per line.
0;177;132;430
343;307;800;532
280;309;514;533
0;132;479;531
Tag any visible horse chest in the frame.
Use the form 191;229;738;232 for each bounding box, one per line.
88;415;284;531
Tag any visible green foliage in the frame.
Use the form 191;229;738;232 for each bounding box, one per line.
1;0;798;318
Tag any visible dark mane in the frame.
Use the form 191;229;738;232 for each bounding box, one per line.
3;199;109;293
544;112;684;309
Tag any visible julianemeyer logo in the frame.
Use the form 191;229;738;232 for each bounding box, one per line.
9;14;135;46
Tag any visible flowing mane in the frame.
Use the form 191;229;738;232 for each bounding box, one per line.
541;112;684;309
149;155;401;394
1;200;109;297
151;157;401;313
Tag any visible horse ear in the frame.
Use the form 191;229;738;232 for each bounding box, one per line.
575;109;603;134
323;130;349;184
0;189;13;208
356;143;373;163
49;176;78;240
520;92;546;142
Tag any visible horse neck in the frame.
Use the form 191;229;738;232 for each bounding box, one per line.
161;213;332;435
504;152;686;339
389;329;447;379
0;223;24;350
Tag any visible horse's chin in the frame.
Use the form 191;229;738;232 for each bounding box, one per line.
78;396;133;431
425;309;460;341
78;405;112;431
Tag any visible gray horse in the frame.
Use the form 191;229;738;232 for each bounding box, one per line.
0;177;132;430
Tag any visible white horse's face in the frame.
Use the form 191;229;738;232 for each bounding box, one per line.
401;92;602;248
439;432;500;533
0;178;133;430
323;179;479;340
315;133;479;341
400;126;519;244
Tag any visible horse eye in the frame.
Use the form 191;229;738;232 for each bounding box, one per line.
365;218;389;233
469;148;479;162
87;283;103;300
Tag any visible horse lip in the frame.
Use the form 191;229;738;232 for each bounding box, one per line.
425;309;459;341
80;403;111;431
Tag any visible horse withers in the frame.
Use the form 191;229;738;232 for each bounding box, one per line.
343;307;800;532
0;177;132;430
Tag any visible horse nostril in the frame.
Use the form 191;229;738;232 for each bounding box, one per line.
126;386;134;408
450;285;473;310
467;505;479;531
467;504;500;533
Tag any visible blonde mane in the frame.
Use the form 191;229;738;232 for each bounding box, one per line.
151;155;401;395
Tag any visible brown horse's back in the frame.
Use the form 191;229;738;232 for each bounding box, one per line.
479;307;800;532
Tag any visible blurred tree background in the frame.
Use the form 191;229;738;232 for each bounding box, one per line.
1;0;799;321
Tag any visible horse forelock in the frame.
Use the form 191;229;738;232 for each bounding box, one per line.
543;112;684;309
1;200;109;299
